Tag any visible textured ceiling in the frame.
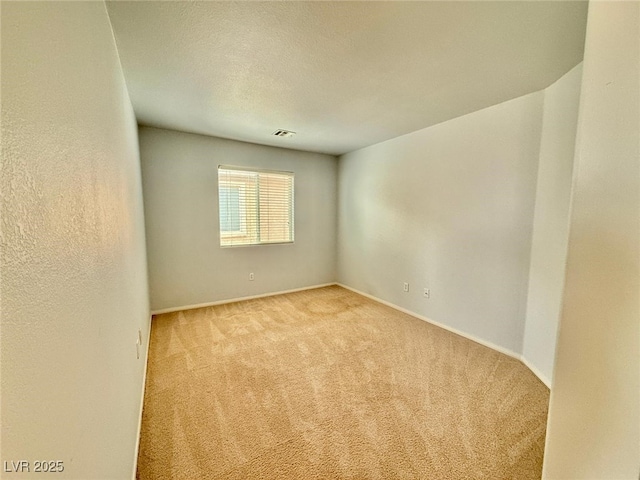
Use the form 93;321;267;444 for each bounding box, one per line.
106;1;588;155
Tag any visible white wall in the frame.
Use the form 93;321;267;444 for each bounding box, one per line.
139;127;337;312
543;2;640;479
521;64;583;386
1;2;150;479
338;92;543;355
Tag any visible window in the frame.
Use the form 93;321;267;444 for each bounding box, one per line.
218;165;294;247
218;185;243;234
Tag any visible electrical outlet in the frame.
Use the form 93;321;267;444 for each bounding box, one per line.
249;272;254;281
403;282;409;292
423;288;430;298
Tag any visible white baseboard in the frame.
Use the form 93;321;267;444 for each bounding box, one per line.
131;314;152;480
150;283;550;406
337;283;552;389
337;283;552;388
520;355;552;389
337;283;521;360
150;283;337;316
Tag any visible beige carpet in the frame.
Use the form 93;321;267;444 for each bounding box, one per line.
137;286;549;479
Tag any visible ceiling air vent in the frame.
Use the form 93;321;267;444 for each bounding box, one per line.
273;129;296;138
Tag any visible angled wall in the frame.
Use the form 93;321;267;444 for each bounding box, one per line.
337;62;583;371
522;64;583;386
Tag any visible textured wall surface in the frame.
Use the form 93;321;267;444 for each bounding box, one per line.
337;92;543;355
521;64;582;386
543;2;640;478
1;3;150;479
139;127;337;312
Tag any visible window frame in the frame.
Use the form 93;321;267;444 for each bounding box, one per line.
217;165;295;248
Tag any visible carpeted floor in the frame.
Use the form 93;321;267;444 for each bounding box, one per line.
137;285;549;479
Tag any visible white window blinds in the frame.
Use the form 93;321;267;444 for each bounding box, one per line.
218;166;294;247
